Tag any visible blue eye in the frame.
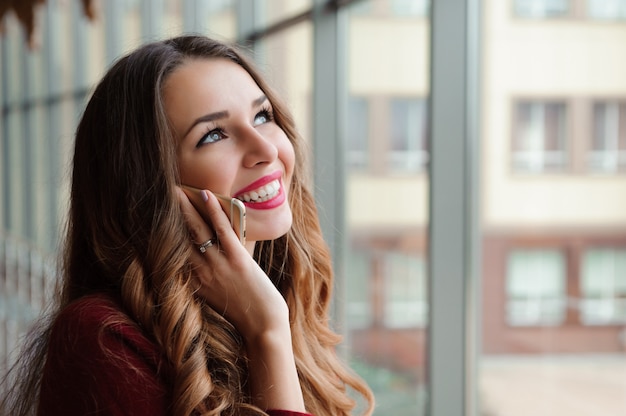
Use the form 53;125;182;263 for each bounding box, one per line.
253;108;273;126
197;128;226;147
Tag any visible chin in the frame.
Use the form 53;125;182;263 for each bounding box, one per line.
250;214;293;242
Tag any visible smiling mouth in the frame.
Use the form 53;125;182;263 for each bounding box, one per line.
236;179;280;203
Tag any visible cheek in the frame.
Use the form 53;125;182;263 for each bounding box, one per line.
177;153;201;184
177;152;231;189
279;136;296;181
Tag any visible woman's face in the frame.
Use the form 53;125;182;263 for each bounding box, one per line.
164;58;295;249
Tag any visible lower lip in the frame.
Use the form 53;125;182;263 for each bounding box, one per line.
241;180;286;210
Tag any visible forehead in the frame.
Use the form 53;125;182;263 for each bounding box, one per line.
163;58;264;110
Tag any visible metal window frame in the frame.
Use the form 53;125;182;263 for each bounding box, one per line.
429;0;480;415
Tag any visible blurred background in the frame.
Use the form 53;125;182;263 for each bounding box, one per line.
1;0;625;415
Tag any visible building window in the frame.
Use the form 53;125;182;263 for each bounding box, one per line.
346;96;370;171
389;98;429;173
514;0;571;17
391;0;430;17
589;101;626;173
345;249;373;329
513;101;568;173
506;249;567;326
384;252;427;328
587;0;626;19
580;248;626;325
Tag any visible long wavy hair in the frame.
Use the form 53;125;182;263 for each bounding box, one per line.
1;35;374;416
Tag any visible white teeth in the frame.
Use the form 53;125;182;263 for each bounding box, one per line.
238;179;280;203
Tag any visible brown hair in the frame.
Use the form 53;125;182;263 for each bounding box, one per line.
1;36;374;416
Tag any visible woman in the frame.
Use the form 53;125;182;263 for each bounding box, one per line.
1;36;374;415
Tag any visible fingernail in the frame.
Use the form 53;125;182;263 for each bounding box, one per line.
201;190;209;202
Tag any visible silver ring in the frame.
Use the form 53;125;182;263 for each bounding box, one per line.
198;238;216;253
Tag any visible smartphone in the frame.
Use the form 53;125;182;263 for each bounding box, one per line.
181;185;246;245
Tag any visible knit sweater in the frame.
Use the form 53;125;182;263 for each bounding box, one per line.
37;294;312;416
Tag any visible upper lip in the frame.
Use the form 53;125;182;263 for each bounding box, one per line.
234;170;282;197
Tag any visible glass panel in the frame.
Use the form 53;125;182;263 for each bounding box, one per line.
347;96;370;171
383;252;427;328
389;98;428;173
590;101;626;172
506;249;566;326
390;0;430;17
254;0;313;30
581;248;626;324
181;0;237;39
0;0;242;387
588;0;626;19
480;1;626;415
255;22;313;150
513;101;567;173
344;1;430;414
514;0;571;18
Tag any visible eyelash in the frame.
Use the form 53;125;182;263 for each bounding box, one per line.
256;105;274;124
195;106;275;148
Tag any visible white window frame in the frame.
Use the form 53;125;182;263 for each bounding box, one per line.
388;97;429;173
580;248;626;325
514;0;571;18
589;100;626;173
506;249;568;327
513;100;568;173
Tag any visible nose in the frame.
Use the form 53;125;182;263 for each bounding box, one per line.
240;126;279;168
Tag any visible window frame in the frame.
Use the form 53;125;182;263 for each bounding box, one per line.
589;99;626;173
511;98;570;174
505;248;568;327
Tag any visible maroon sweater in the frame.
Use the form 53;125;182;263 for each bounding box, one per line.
38;294;311;416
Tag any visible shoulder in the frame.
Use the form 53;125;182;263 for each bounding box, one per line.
49;293;160;364
39;293;170;415
54;292;132;331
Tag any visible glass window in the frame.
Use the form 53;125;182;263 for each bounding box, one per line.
254;0;312;30
391;0;430;17
389;98;429;173
384;252;427;328
345;0;429;413
589;100;626;173
581;248;626;325
514;0;571;18
345;249;373;329
588;0;626;19
346;96;370;171
506;249;567;326
481;1;626;412
255;22;313;148
513;101;568;173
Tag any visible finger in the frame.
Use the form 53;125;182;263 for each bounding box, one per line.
200;190;245;254
176;187;216;246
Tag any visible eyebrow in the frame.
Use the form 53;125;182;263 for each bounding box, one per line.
183;94;268;138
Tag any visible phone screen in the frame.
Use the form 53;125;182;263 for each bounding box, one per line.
181;185;246;245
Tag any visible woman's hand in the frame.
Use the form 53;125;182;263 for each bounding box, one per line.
176;186;288;340
177;186;306;412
